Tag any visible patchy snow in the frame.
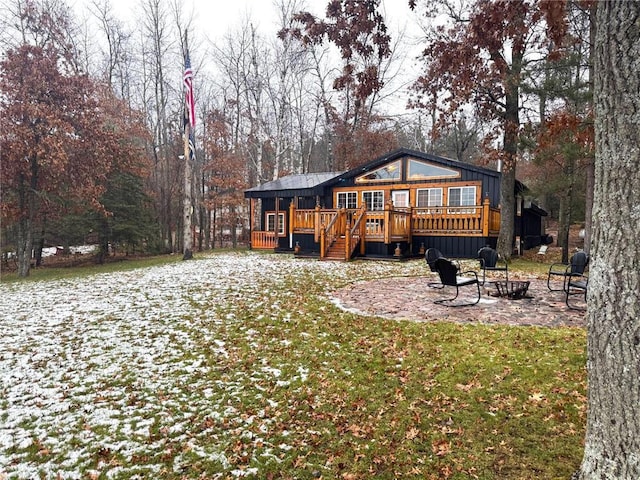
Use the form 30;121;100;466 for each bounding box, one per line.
39;245;98;257
0;251;425;478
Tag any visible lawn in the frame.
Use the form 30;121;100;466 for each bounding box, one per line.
0;251;586;479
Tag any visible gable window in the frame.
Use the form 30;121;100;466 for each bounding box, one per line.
448;186;477;213
362;190;384;211
337;191;357;209
416;188;443;210
407;158;460;180
266;212;285;236
356;160;401;183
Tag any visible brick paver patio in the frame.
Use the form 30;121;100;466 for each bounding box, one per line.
330;275;586;327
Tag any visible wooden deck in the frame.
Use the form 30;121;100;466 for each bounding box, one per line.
251;198;501;258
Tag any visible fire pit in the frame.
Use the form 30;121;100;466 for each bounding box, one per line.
493;280;531;299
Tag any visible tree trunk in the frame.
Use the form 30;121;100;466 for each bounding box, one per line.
496;43;522;262
16;213;32;278
496;164;515;260
496;97;519;260
583;2;597;257
575;2;640;478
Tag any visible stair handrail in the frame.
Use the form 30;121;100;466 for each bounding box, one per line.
320;209;342;258
346;206;366;259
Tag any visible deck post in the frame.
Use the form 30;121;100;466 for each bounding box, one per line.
249;198;255;250
314;203;321;243
482;197;490;237
384;199;392;244
407;204;414;251
320;224;326;258
345;219;351;261
360;207;367;255
289;201;295;234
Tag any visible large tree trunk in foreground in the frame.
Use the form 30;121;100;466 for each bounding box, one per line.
575;2;640;478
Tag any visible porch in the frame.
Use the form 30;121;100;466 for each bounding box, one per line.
250;198;501;260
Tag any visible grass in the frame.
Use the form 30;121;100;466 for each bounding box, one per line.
0;251;586;479
0;253;186;283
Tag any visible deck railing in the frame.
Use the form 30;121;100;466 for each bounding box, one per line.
252;198;501;252
345;206;367;258
412;206;482;235
251;231;278;249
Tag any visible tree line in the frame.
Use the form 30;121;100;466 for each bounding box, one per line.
1;0;593;276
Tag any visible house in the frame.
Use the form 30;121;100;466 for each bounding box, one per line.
244;148;547;260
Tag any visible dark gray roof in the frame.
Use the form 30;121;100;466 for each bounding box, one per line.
245;172;343;193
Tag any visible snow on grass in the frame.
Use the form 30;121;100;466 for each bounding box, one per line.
0;252;425;479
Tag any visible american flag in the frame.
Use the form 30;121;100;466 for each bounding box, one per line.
184;51;195;128
188;129;196;161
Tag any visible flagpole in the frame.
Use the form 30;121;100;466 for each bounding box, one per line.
182;30;193;260
183;119;193;260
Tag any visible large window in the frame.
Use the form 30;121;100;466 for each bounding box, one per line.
356;160;401;183
362;190;384;211
407;158;459;180
448;186;477;213
266;212;285;235
336;191;357;209
416;188;443;209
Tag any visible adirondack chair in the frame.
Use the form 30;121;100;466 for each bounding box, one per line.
433;257;481;307
547;250;589;292
477;246;508;285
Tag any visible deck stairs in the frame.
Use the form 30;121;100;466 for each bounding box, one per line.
323;236;348;261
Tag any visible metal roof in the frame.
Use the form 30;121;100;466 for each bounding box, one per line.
244;171;343;198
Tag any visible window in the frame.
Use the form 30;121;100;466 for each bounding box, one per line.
416;188;443;209
266;212;285;235
336;191;357;209
448;186;477;213
392;190;410;208
362;190;384;211
407;158;459;180
356;160;401;183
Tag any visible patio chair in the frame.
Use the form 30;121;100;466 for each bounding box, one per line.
547;250;589;292
477;246;508;285
425;248;445;288
433;257;481;307
565;274;588;310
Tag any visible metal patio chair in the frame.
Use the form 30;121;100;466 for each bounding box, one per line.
433;257;481;307
547;250;589;292
425;248;446;288
565;274;588;310
477;246;508;285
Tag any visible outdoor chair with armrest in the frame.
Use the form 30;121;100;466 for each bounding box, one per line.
477;246;508;285
547;250;589;292
425;248;445;289
565;273;588;310
433;257;481;307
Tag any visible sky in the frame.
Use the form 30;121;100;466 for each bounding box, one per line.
99;0;424;114
99;0;423;49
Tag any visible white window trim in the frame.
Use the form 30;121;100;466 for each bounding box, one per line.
416;187;443;212
336;191;358;209
392;190;410;208
266;212;286;236
447;186;477;214
362;190;385;211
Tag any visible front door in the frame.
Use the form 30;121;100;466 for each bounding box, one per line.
392;190;410;209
